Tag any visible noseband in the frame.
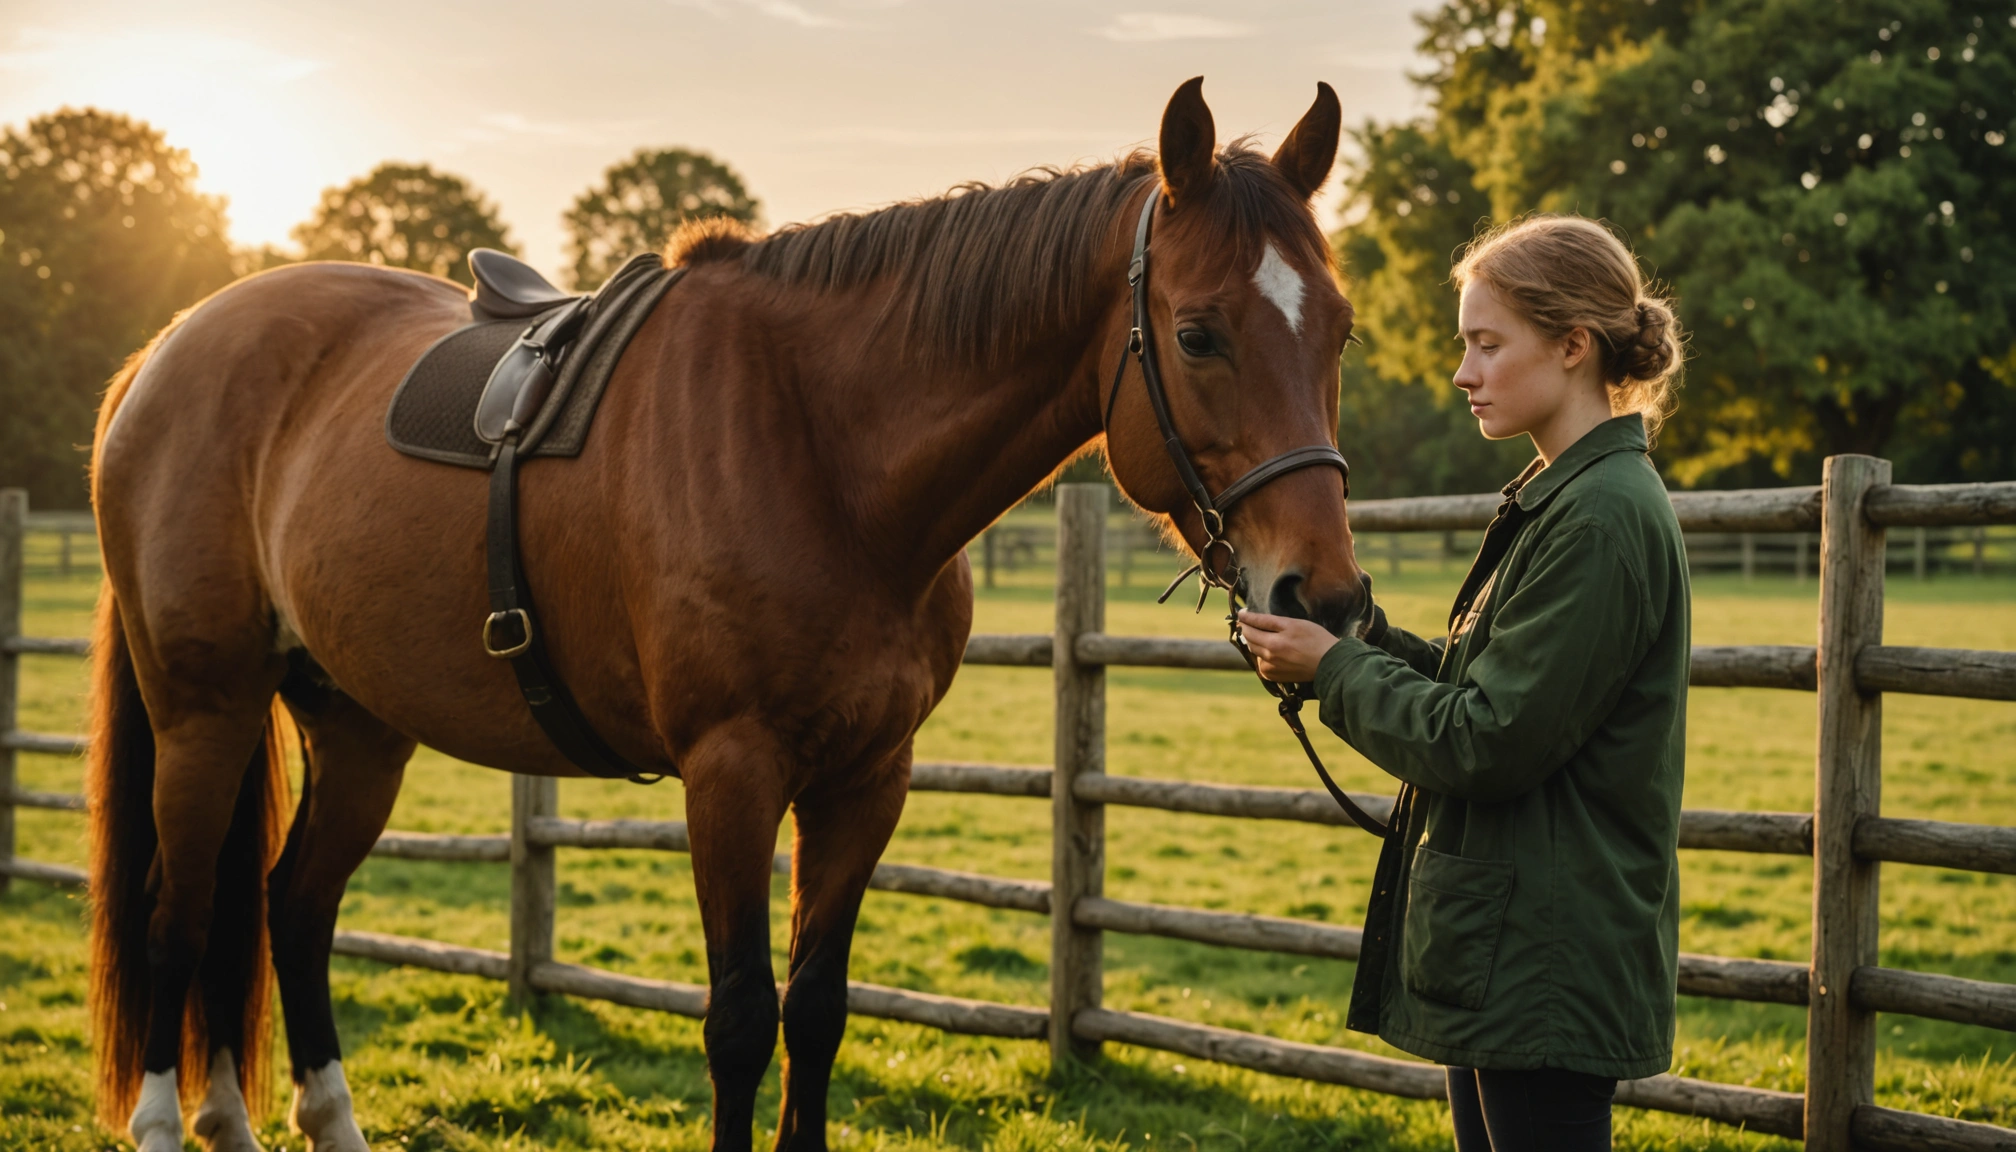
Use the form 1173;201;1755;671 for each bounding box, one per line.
1102;191;1350;605
1103;189;1389;839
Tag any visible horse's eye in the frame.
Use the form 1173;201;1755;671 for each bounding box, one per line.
1177;328;1216;357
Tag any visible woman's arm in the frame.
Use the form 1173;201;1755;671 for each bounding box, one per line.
1311;520;1654;803
1372;620;1444;679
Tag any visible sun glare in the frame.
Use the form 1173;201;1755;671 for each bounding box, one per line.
0;26;340;249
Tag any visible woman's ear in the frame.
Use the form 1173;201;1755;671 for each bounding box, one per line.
1561;326;1595;372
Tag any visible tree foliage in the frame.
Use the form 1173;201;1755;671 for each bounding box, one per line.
0;108;234;508
1336;0;2016;489
292;163;515;286
564;148;759;289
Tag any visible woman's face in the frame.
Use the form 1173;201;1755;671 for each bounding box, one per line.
1451;279;1594;442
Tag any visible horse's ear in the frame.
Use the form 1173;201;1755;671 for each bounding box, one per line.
1272;82;1341;200
1158;77;1216;205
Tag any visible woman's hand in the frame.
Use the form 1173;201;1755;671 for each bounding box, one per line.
1235;610;1342;684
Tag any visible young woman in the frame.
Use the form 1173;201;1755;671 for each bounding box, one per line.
1238;215;1688;1152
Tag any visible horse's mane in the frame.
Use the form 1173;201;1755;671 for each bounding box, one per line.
669;143;1330;367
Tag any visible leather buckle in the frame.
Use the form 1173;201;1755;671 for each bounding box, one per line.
483;608;533;658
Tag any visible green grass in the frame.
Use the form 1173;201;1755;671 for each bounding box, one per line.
3;541;2014;1151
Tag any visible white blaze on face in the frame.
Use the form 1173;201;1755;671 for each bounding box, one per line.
1253;243;1308;337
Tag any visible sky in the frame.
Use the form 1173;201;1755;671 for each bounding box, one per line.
1;0;1435;281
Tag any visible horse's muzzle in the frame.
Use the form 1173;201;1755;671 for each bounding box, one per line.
1262;570;1375;640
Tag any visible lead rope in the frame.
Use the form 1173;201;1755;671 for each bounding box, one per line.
1222;585;1391;839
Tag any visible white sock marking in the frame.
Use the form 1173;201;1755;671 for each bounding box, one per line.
291;1060;371;1152
130;1070;183;1152
1253;243;1308;336
195;1049;267;1152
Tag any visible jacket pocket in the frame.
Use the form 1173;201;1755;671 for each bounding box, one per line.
1400;847;1514;1010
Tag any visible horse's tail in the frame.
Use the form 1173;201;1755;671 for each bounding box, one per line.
88;328;291;1128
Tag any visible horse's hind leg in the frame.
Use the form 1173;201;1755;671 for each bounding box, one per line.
190;723;289;1152
683;722;794;1152
265;669;414;1152
132;675;286;1152
775;754;910;1152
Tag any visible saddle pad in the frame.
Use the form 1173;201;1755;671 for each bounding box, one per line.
385;256;684;469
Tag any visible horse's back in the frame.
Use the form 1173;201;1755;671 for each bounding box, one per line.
98;262;467;518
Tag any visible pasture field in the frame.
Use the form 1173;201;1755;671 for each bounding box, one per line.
3;539;2013;1152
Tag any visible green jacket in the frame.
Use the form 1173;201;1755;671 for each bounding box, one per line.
1315;414;1689;1079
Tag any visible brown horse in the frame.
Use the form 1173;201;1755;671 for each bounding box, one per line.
85;78;1367;1152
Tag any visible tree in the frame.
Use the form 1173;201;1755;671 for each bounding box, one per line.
292;163;515;286
0;108;235;508
564;148;759;289
1334;0;2016;487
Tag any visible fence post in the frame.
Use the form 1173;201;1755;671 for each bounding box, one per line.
0;490;24;895
1051;484;1106;1064
509;774;558;1006
1741;533;1756;581
1806;454;1888;1152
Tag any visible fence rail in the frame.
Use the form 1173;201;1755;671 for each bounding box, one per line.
4;474;2015;1149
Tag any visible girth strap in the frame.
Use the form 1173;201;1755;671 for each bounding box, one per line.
484;437;665;784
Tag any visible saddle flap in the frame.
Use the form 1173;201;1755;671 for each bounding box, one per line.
474;299;588;445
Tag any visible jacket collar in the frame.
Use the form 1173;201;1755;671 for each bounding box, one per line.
1510;413;1650;512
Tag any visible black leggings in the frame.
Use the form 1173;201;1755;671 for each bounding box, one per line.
1447;1066;1617;1152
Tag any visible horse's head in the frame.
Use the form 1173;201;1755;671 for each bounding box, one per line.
1102;78;1369;637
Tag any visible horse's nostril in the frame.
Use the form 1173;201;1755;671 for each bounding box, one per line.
1267;573;1311;621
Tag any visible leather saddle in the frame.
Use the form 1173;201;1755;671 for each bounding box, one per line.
466;248;669;457
470;247;581;320
386;250;682;467
384;250;686;785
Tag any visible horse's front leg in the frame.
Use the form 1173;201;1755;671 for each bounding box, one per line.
773;749;910;1152
684;721;795;1152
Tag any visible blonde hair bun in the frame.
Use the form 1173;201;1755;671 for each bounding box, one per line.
1624;299;1678;382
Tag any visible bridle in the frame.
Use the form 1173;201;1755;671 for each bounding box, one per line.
1102;190;1350;605
1102;188;1390;838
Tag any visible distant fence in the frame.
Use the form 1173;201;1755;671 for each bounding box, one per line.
23;509;2016;587
4;467;2016;1151
972;516;2016;588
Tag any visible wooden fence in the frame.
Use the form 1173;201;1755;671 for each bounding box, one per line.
4;464;2016;1150
976;519;2016;587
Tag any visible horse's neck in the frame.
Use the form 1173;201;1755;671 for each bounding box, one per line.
816;292;1119;588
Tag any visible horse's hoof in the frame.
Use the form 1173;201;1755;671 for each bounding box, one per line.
291;1061;372;1152
193;1108;268;1152
194;1049;268;1152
